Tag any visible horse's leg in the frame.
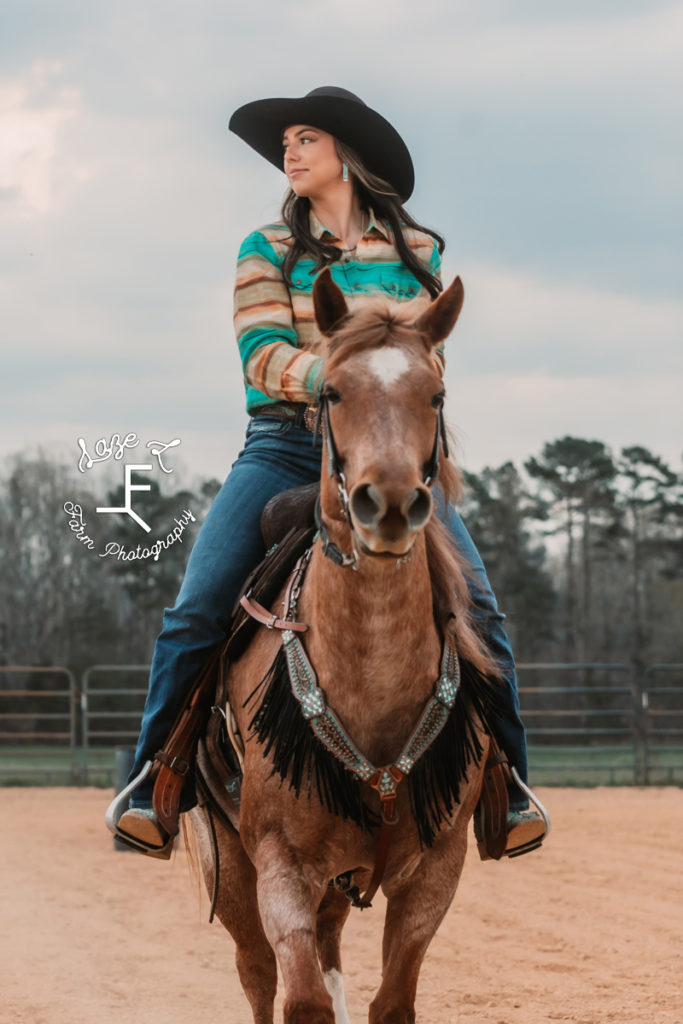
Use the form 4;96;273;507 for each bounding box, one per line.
188;808;277;1024
252;834;335;1024
369;832;469;1024
316;886;352;1024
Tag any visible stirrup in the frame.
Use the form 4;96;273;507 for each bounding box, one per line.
505;767;551;858
104;760;175;860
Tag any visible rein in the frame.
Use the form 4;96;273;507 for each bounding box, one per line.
313;495;359;570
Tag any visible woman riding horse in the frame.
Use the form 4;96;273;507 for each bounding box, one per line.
112;85;545;857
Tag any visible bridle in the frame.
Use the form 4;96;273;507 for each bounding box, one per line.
313;387;449;570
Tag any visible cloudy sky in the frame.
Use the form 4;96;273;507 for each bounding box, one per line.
2;0;681;485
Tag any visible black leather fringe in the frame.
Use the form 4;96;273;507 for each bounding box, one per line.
248;649;380;833
407;657;503;847
249;647;503;846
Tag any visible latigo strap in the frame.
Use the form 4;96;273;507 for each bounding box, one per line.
474;738;510;861
152;645;224;835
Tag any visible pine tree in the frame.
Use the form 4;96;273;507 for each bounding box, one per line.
461;462;556;659
525;437;617;661
616;446;682;665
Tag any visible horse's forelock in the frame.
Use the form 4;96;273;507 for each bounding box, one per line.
325;301;431;372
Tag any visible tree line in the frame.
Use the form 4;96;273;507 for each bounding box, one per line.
0;437;681;678
461;438;682;669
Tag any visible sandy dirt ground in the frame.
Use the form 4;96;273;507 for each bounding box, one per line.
1;787;682;1024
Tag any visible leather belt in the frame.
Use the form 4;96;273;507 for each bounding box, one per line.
252;402;321;434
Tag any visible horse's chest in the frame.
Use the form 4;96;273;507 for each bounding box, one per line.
314;668;431;766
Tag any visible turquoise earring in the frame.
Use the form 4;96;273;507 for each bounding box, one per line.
342;163;349;182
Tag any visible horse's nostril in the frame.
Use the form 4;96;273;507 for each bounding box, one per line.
350;484;383;526
405;488;432;529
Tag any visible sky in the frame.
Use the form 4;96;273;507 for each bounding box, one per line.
2;0;682;487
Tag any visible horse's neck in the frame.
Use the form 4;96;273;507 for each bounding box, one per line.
299;534;442;763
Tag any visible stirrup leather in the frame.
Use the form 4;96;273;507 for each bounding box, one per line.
104;761;175;860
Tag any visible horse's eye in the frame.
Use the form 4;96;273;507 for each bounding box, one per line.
324;387;342;405
431;391;445;410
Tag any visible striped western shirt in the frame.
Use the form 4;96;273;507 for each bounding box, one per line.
233;209;443;413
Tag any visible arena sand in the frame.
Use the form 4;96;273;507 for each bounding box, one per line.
1;787;681;1024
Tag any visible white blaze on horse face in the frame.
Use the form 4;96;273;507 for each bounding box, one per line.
323;969;351;1024
365;346;411;388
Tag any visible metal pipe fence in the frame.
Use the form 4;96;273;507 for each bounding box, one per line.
1;661;682;786
0;666;79;782
641;663;683;785
516;662;645;784
80;665;152;784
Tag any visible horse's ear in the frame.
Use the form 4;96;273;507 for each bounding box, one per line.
414;276;464;347
313;268;349;336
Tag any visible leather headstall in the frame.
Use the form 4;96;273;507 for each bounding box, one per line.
423;402;448;487
316;389;447;489
313;388;448;571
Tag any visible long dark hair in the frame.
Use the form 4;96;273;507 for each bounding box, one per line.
280;140;445;299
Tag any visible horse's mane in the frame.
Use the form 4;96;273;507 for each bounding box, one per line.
326;302;498;681
426;517;500;680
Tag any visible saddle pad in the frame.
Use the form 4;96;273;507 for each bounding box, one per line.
261;481;319;551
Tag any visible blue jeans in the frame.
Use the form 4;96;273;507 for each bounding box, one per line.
129;417;529;811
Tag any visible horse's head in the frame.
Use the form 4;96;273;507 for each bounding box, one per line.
313;268;464;560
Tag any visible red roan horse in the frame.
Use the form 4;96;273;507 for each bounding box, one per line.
188;270;501;1024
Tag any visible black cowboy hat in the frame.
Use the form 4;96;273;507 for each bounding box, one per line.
229;86;414;203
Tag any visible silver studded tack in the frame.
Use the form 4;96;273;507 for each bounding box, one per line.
300;688;326;720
